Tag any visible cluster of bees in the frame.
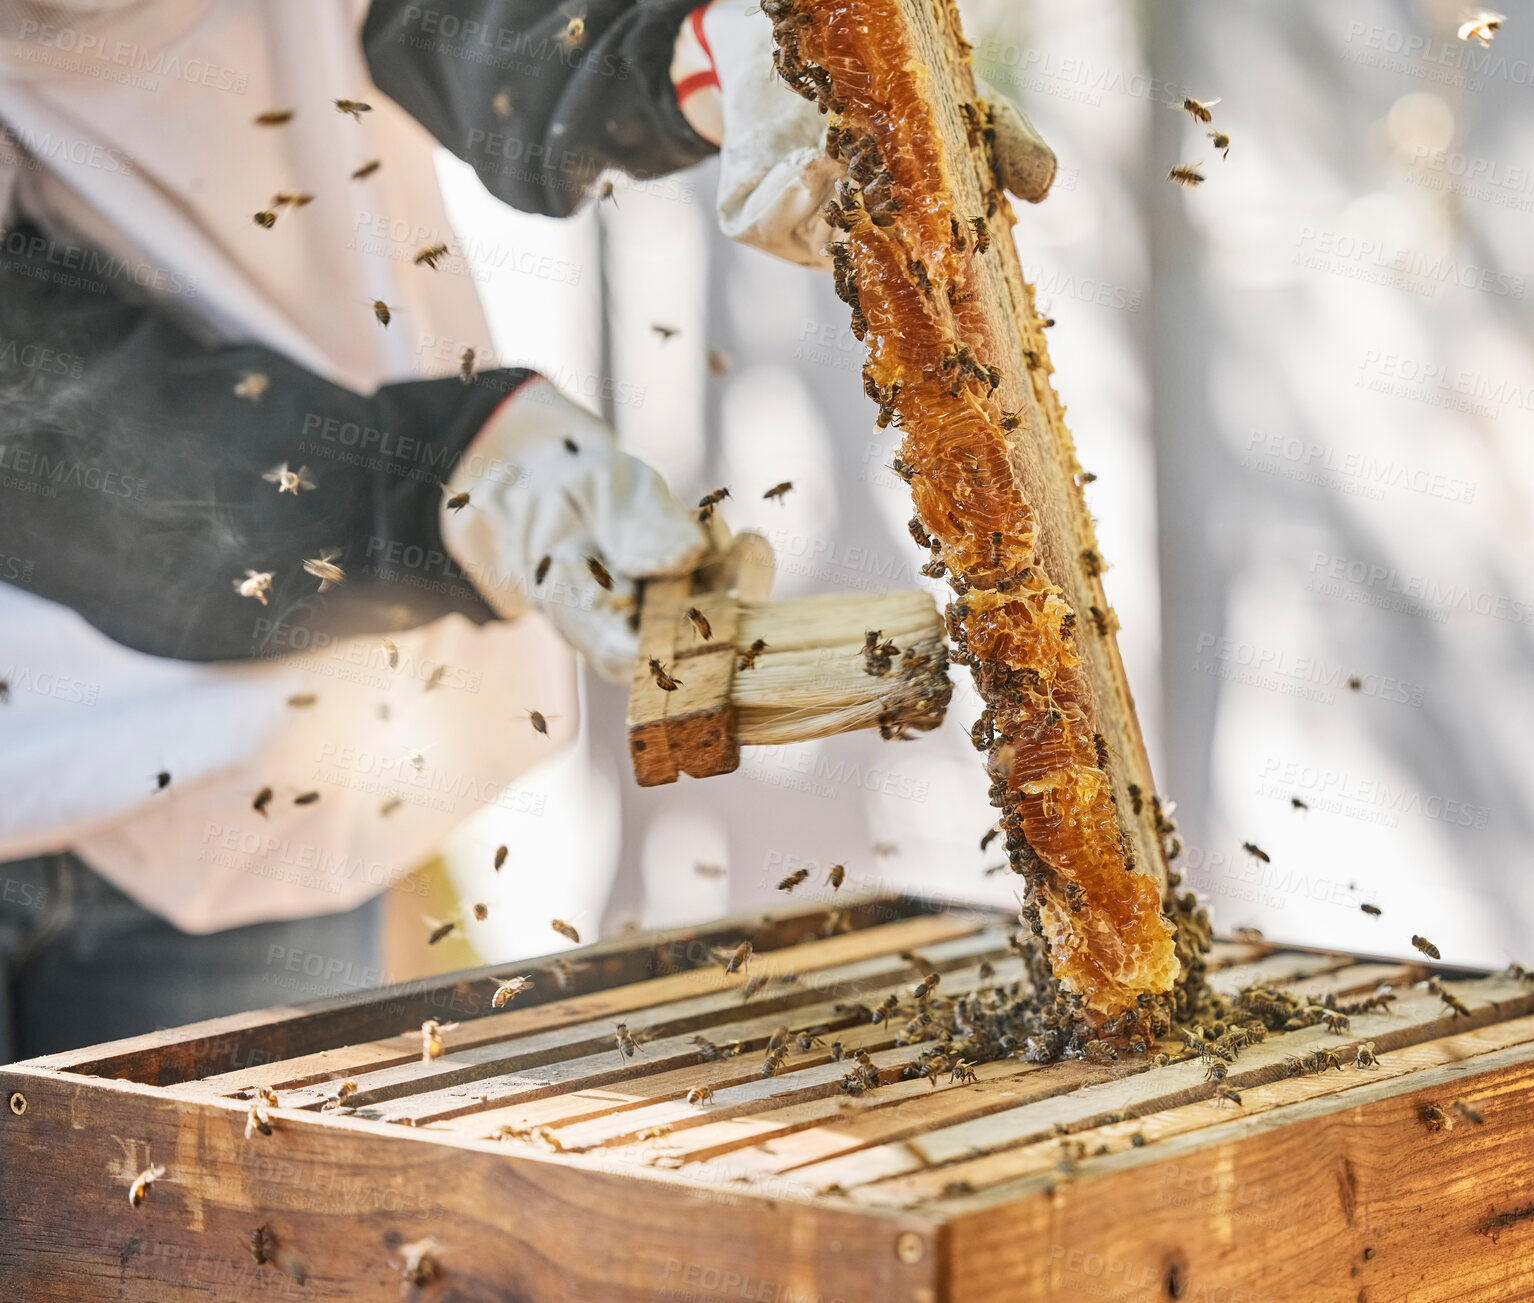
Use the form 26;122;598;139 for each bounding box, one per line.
1167;95;1230;189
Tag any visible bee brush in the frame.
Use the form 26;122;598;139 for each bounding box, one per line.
626;532;952;785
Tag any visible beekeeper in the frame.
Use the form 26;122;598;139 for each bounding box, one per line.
0;0;1054;1059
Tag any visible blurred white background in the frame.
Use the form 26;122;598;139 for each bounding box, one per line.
429;0;1534;973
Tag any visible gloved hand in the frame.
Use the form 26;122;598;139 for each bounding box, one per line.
440;378;709;683
670;1;1057;269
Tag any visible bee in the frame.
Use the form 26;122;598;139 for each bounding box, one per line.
652;323;679;342
128;1162;166;1207
1359;902;1382;918
968;216;991;253
334;99;372;120
456;346;477;384
425;916;456;946
351;158;381;180
1322;1011;1350;1033
1355;1041;1379;1069
736;637;769;672
912;972;941;999
887;456;915;483
1208;130;1231;159
233;372;270;402
594;179;618;207
1179;96;1221;123
272;191;313;209
1242;841;1270;863
420;1019;457;1061
587;556;614;590
693;861;726;880
396;1239;442;1288
1213;1085;1243;1106
778;869;809;892
414;242;450;269
740;974;768;1001
648;658;682;691
1290;796;1309;811
253;786;273;817
302;549;344;591
1453;1099;1486;1125
697;486;731;523
720;940;752;975
472;902;488;922
907;517;933;550
381;637;400;669
371;299;392;327
1347;676;1362;691
492;88;513;116
686;1086;715;1105
615;1021;646;1060
293;791;320;806
763;480;794;503
707;348;730;374
254;109;294;126
1081;547;1103;578
685;606;713;640
950;1058;978;1084
826;863;845;890
0;680;8;703
1429;979;1471;1018
1152;1053;1171;1067
1458;11;1505;46
380;796;403;817
263;461;317;494
245;1087;276;1139
552;919;581;944
252;209;277;228
761;1044;789;1078
321;1080;358;1110
248;1223;276;1264
1420;1103;1452;1133
233;569;274;605
558;14;587;48
1167;163;1205;188
491;975;533;1008
1412;934;1442;960
286;693;317;709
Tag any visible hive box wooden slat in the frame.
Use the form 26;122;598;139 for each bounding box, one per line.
3;894;1533;1302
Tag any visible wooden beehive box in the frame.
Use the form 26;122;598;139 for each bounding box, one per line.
3;894;1533;1301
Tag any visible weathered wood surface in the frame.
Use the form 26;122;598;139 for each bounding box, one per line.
4;895;1531;1301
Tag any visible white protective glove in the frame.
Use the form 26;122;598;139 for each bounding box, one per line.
440;377;709;683
670;1;1057;269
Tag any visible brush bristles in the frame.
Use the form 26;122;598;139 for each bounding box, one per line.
733;593;952;746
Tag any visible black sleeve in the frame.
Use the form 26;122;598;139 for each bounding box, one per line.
362;0;715;217
0;219;528;663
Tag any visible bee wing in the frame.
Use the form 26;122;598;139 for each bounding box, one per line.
295;466;317;490
261;462;288;482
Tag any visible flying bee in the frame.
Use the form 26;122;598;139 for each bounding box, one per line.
128;1162;166;1208
254;109;294;126
686;1086;715;1105
249;1223;276;1264
697;486;731;523
648;657;682;691
419;1019;457;1061
1458;11;1505;46
379;796;403;817
737;638;767;670
1360;902;1382;917
1242;841;1270;863
293;790;320;806
1179;96;1221;123
587;556;614;590
707;348;730;374
414;242;450;269
234;372;269;402
558;13;587;48
826;863;845;890
1412;934;1442;960
272;191;313;209
424;915;456;946
472;903;488;922
234;569;274;605
303;549;344;591
776;869;809;892
458;346;477;384
321;1080;358;1111
685;606;713;640
551;919;581;944
720;939;752;975
371;299;392;327
252;209;277;228
740;974;768;1001
763;480;794;503
651;323;679;342
351;158;381;180
396;1239;442;1289
1168;163;1205;187
334;98;372;120
912;972;941;999
1207;130;1231;159
1453;1099;1486;1125
614;1021;646;1061
1291;796;1309;811
491;975;533;1008
693;861;726;880
1420;1103;1452;1133
253;786;273;817
263;461;317;494
381;637;399;669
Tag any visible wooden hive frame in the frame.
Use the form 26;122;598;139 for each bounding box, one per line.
3;894;1533;1301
